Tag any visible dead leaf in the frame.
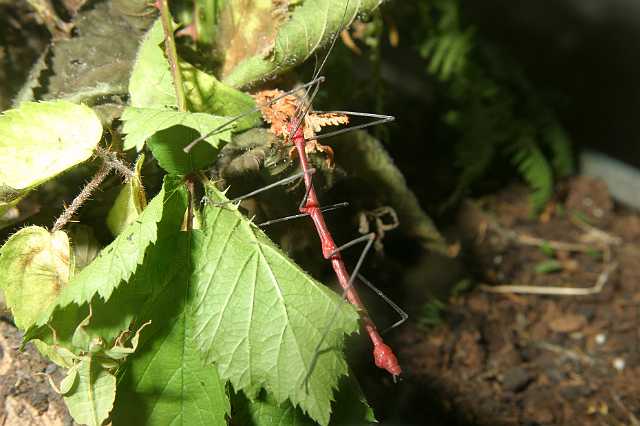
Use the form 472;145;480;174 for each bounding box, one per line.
217;0;288;78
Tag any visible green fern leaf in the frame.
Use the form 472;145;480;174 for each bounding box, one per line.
508;134;554;212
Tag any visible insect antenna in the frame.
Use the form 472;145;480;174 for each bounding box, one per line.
289;0;353;137
305;111;395;142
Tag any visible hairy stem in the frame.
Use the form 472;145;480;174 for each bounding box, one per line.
158;0;186;112
52;162;112;232
94;146;135;180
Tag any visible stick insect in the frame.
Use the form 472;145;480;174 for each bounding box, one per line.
185;0;408;384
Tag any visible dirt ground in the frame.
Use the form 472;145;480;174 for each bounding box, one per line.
2;176;639;426
0;319;74;425
377;177;640;426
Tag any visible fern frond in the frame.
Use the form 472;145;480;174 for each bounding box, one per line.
541;122;574;178
419;0;473;81
507;133;554;212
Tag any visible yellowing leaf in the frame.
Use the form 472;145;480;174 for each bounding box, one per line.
216;0;285;78
0;101;102;206
106;155;147;236
34;176;188;327
0;226;71;330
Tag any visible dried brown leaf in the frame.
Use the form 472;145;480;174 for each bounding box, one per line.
217;0;288;78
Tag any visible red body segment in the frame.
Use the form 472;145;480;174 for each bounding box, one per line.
289;122;402;378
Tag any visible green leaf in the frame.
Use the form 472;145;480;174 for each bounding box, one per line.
534;259;563;274
34;176;188;327
222;0;384;88
121;107;231;153
181;61;258;120
233;374;375;425
63;356;117;426
542;122;574;178
0;101;102;205
330;373;376;424
0;226;71;330
129;20;177;109
112;234;230;425
233;391;315;426
106;154;147;235
128;19;258;120
191;183;359;426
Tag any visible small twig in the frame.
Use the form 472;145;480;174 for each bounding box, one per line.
52;162;112;232
490;220;606;253
570;215;622;246
611;391;640;426
535;341;595;365
94;146;135;180
513;232;599;253
186;178;195;232
479;262;618;296
158;0;186;112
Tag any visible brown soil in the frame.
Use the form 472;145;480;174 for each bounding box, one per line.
385;177;640;425
0;319;74;425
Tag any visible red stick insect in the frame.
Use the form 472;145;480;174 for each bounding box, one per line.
184;4;407;384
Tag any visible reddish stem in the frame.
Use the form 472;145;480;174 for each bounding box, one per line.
290;124;401;378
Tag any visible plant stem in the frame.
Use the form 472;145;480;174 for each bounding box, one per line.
94;146;135;180
158;0;187;112
52;162;112;232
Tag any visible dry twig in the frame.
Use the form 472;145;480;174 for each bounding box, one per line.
479;262;618;296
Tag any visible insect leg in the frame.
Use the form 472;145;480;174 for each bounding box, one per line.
206;168;316;207
356;274;408;334
302;232;376;390
290;75;324;139
258;202;349;227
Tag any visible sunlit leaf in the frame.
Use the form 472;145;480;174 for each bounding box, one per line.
129;20;177;110
0;101;102;206
112;234;230;425
0;226;71;330
191;182;359;426
121;107;231;152
128;19;258;122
